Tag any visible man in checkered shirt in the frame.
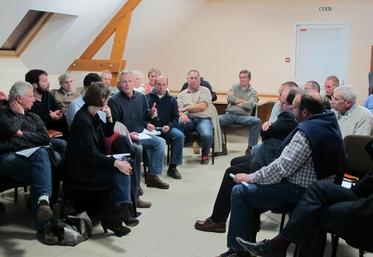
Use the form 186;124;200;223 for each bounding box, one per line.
217;91;345;257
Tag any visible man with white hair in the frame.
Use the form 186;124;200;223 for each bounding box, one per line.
0;81;53;230
332;86;373;138
50;72;79;108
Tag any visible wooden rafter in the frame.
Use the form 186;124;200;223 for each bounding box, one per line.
68;0;141;85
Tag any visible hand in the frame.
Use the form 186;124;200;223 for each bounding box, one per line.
9;101;24;114
262;121;272;131
233;173;250;184
49;110;64;120
114;160;132;175
162;125;170;133
130;132;139;141
147;123;155;131
15;130;23;137
179;112;189;124
101;104;112;118
151;103;158;119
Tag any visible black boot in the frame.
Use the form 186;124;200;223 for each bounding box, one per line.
101;218;131;237
118;203;139;227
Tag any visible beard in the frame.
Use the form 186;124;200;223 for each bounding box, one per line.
35;85;49;94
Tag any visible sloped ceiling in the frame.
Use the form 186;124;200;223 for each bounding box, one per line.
0;0;206;73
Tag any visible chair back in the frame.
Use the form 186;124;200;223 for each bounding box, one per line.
344;135;373;179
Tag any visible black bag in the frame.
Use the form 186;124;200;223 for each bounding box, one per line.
36;212;92;246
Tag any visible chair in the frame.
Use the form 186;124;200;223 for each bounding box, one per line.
330;135;373;257
0;176;28;203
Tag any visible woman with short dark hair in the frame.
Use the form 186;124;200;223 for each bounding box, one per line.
66;82;137;237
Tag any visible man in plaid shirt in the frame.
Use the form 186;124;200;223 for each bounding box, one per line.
217;91;345;257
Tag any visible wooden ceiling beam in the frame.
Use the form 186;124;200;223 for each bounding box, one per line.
68;59;126;72
80;0;141;60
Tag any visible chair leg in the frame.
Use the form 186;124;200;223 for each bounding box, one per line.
359;249;364;257
293;245;300;257
14;187;18;203
330;234;339;257
279;213;286;232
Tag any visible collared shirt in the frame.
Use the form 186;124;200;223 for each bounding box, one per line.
251;131;317;188
178;86;211;118
50;88;79;108
226;84;258;116
335;104;373;138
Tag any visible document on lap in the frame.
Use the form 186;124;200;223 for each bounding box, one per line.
142;128;161;136
107;153;131;160
16;146;43;158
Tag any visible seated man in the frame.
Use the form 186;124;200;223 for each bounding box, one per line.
181;76;217;102
25;69;68;136
217;92;345;257
0;81;53;230
146;75;185;179
195;87;299;233
219;70;261;155
109;71;169;189
50;72;79;109
178;69;214;164
238;140;373;257
332;86;373;138
323;75;339;103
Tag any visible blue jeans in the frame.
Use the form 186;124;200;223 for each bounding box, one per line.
227;181;306;251
140;134;166;175
162;127;185;165
219;113;261;147
182;117;213;156
0;148;52;229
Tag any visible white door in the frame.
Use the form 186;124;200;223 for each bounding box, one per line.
294;24;350;89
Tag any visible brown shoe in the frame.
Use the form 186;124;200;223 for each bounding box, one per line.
146;175;170;189
167;166;182;179
195;217;226;233
192;142;200;154
136;198;152;208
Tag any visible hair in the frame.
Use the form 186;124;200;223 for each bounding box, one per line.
334;86;357;104
187;69;200;76
83;82;111;107
8;81;33;102
298;92;325;114
83;73;101;88
156;75;169;84
132;70;143;79
25;69;48;85
286;88;301;105
282;81;299;89
239;69;251;80
305;81;320;93
147;67;161;77
58;72;72;86
101;70;112;77
326;75;340;87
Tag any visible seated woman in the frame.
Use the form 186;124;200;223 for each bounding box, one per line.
65;82;137;237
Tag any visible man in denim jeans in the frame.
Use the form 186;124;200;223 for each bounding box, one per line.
0;81;53;230
178;69;213;165
219;70;261;156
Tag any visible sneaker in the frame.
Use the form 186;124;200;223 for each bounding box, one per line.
36;200;53;222
201;155;209;165
146;175;170;189
192;142;200;154
167;166;182;179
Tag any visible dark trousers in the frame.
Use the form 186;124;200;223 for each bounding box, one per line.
211;155;253;223
281;181;358;257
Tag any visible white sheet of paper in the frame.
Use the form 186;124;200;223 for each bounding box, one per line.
107;153;131;160
142;128;161;136
16;146;42;158
138;133;152;140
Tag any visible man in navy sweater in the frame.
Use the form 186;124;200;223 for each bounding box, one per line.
146;76;184;179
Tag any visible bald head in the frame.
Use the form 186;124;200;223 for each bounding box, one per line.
155;75;169;96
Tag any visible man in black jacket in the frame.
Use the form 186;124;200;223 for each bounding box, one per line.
237;140;373;257
0;81;53;230
146;76;185;179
